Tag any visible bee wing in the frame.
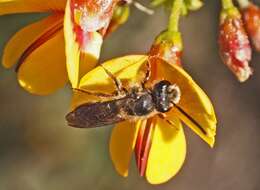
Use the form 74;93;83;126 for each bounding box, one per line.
66;98;127;128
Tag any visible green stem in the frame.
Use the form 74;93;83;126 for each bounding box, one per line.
221;0;235;9
168;0;183;32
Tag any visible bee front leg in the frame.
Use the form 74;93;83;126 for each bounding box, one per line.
141;60;151;89
99;64;127;96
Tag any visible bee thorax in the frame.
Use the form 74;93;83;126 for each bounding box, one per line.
124;94;154;116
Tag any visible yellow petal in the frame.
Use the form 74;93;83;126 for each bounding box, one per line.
109;120;141;177
0;0;66;15
17;29;68;95
152;58;217;147
2;14;63;69
146;116;186;184
79;55;146;91
70;55;146;110
64;0;103;88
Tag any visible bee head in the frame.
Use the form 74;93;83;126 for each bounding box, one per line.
152;80;181;113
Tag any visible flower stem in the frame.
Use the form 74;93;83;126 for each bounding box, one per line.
168;0;183;32
221;0;235;10
236;0;250;9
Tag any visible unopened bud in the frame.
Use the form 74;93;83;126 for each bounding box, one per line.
218;7;253;82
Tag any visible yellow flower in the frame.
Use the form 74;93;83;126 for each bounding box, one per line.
1;0;116;94
1;1;67;95
70;55;217;184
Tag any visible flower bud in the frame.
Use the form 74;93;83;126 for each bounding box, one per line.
150;31;183;66
218;7;252;82
241;3;260;51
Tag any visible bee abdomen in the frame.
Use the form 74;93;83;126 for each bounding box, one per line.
66;100;125;128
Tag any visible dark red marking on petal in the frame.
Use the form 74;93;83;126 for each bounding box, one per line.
135;118;155;177
15;19;63;72
135;120;146;172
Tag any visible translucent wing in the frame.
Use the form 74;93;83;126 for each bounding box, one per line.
66;98;127;128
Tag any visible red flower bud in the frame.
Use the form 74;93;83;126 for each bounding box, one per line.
149;31;183;66
241;3;260;51
218;8;252;82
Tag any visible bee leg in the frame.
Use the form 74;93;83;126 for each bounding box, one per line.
158;113;180;131
141;60;151;89
99;64;127;95
73;88;118;98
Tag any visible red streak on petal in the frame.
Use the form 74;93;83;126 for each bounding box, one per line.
15;20;63;72
70;0;86;47
135;118;155;177
135;120;146;171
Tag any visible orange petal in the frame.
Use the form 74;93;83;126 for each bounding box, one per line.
64;0;104;88
146;116;186;184
17;29;67;95
109;120;141;177
0;0;66;15
2;13;63;69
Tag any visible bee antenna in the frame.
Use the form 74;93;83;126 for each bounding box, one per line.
173;103;207;135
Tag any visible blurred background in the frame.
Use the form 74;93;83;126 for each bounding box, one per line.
0;1;260;190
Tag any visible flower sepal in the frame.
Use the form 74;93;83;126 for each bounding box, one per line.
184;0;203;11
220;6;241;23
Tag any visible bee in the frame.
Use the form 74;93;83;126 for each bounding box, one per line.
66;58;207;135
